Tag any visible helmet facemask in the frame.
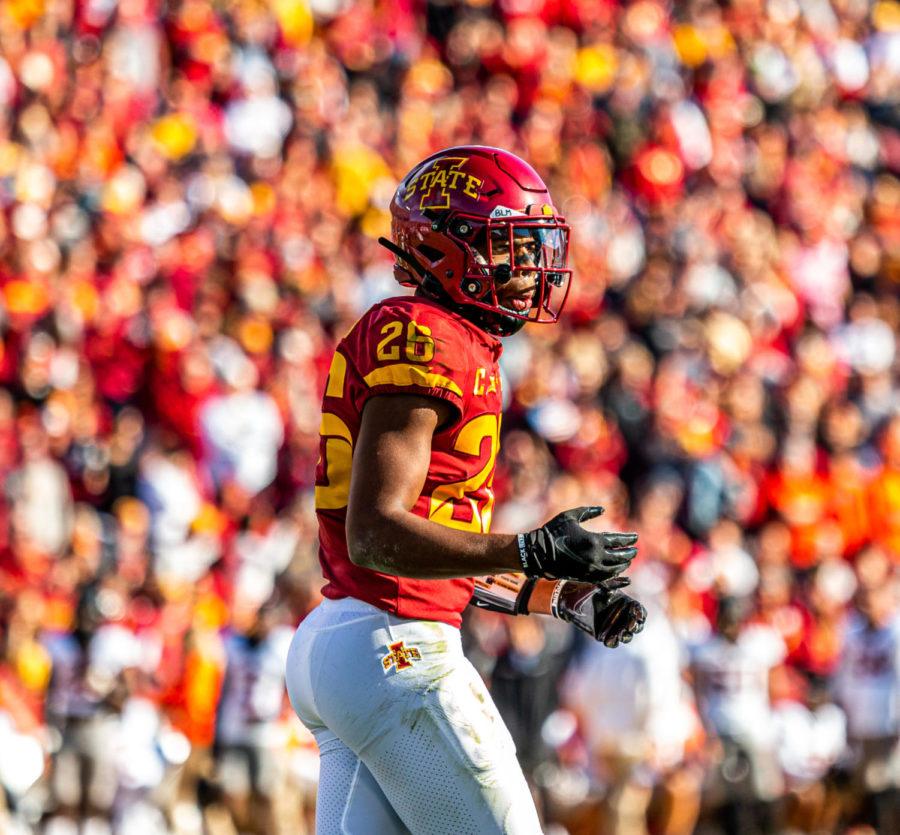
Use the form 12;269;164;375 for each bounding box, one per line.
459;217;571;324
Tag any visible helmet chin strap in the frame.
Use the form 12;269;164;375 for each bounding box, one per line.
378;236;524;337
377;237;431;283
488;313;527;336
417;278;525;337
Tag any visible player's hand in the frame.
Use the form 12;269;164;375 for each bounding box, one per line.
517;506;638;582
551;577;647;647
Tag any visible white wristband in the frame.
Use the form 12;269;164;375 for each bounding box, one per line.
549;580;567;619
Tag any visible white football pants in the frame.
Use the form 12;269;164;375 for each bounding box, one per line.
284;596;542;834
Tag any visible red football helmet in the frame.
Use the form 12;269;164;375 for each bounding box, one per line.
380;146;572;336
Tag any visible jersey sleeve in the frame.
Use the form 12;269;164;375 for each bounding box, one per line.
352;302;470;418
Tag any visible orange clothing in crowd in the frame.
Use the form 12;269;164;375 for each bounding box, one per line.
765;470;831;569
829;456;872;557
869;466;900;562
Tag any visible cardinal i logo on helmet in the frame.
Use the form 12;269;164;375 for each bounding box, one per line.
404;157;484;211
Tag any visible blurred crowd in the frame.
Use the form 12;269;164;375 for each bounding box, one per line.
0;0;898;833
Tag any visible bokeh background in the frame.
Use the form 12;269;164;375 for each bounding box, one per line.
0;0;898;833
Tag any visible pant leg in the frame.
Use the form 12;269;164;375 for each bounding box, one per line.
314;730;411;835
285;598;542;835
355;655;541;835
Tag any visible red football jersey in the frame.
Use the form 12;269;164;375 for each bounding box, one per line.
314;296;504;627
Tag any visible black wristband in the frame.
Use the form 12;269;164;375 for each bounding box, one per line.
516;533;531;573
515;577;538;614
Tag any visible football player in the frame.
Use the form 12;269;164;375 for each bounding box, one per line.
285;146;646;834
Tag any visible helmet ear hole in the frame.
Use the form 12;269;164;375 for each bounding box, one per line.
415;243;445;265
451;219;474;238
463;279;483;298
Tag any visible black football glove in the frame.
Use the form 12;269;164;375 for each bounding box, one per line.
551;577;647;648
517;506;638;583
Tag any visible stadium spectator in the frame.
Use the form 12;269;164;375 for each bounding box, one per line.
564;592;704;835
691;597;786;834
834;575;900;833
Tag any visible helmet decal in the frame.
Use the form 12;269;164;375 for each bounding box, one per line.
404;157;484;212
489;205;526;219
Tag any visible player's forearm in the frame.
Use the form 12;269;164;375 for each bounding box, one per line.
471;574;646;646
470;573;555;615
524;579;557;614
470;574;606;616
346;508;522;578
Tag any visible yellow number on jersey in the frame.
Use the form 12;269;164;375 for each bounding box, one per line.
316;352;354;510
428;414;499;533
405;321;435;362
376;321;403;361
376;319;436;364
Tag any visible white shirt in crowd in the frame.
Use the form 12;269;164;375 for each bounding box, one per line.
9;455;72;555
834;613;900;739
200;389;284;496
216;625;294;748
565;604;697;770
692;623;786;746
136;452;221;584
773;699;847;785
